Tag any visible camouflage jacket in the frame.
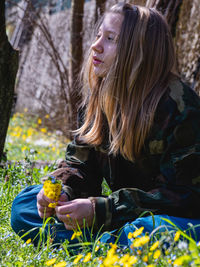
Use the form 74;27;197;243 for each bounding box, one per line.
48;79;200;231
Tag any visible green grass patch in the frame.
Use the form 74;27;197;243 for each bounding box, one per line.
1;112;200;266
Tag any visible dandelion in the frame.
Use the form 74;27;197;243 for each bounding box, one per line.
153;249;161;259
150;240;159;251
27;128;33;137
95;246;100;252
43;177;62;208
83;252;92;263
38;118;42;124
71;231;82;240
174;231;181;242
45;114;50;119
119;254;130;264
103;254;119;266
110;243;117;250
133;226;144;238
73;254;83;264
128;232;133;239
48;203;57;208
45;257;57;266
54;261;67;267
26;238;31;244
41;128;47;133
173;255;191;266
132;235;150;247
143;255;148;262
128;255;137;265
22;146;27;152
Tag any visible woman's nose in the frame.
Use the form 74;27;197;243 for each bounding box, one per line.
91;38;103;53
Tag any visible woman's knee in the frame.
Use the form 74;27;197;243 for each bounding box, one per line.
11;185;43;236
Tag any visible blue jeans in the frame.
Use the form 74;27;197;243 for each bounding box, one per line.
11;185;200;246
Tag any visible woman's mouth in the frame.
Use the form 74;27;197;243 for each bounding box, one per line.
93;56;103;65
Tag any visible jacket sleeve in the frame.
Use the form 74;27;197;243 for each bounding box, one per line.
42;139;104;200
90;81;200;231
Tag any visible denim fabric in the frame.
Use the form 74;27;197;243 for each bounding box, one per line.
11;185;200;247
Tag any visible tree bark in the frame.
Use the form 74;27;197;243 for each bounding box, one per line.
146;0;200;94
69;0;84;129
146;0;182;37
95;0;106;22
0;0;19;161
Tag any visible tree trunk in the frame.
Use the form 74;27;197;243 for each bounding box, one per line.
69;0;84;130
146;0;182;37
0;0;19;161
95;0;106;22
146;0;200;94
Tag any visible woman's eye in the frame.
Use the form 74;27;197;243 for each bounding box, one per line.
107;36;115;41
96;33;101;39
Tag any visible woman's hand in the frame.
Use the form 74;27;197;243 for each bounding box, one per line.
37;188;68;218
55;199;94;230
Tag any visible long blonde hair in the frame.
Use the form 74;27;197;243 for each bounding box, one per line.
76;2;176;162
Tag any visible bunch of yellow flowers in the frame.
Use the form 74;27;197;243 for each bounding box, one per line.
43;176;62;208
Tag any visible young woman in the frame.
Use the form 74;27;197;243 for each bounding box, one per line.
11;2;200;246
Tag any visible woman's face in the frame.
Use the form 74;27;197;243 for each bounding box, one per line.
91;13;123;78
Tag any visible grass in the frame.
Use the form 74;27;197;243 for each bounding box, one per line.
1;112;200;266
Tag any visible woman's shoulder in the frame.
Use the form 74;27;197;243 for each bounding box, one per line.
167;78;200;112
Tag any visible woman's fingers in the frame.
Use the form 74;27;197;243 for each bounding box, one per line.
56;202;74;214
37;204;54;218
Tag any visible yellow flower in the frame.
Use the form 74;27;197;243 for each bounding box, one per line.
128;255;137;265
173;255;191;266
103;255;119;266
71;231;82;240
128;232;133;239
174;231;181;242
45;114;50;119
133;226;144;238
26;238;31;244
95;246;100;252
143;255;148;262
73;254;83;264
83;252;92;263
22;146;27;152
153;249;161;259
38;118;42;124
43;178;62;206
119;254;130;264
24;108;28;112
54;261;67;267
47;191;55;200
41;128;47;133
132;235;150;247
110;243;117;250
45;257;57;266
27;128;33;137
48;202;57;208
150;240;159;251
